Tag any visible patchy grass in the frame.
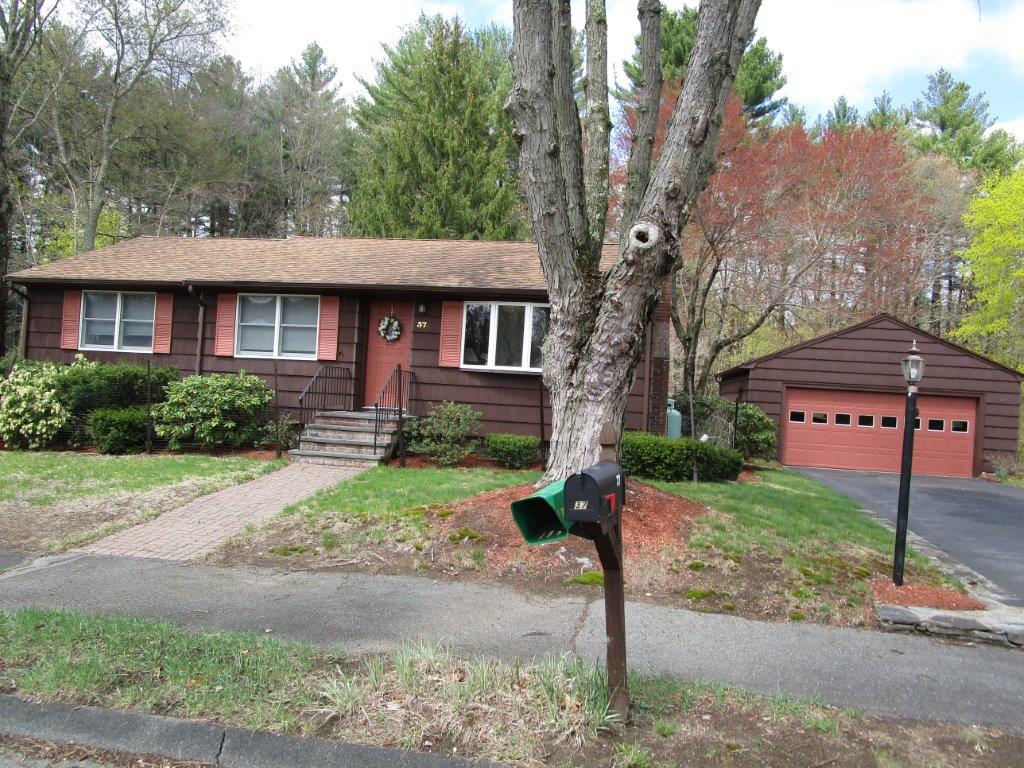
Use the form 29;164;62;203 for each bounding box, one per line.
216;466;537;563
648;468;953;626
0;451;283;556
0;451;281;507
1;608;1020;767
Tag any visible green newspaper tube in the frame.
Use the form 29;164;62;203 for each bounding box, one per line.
510;479;572;545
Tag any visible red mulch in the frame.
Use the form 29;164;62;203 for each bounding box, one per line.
441;479;703;572
386;454;543;471
738;469;761;483
870;577;986;611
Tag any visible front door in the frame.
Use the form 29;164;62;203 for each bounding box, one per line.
364;300;414;408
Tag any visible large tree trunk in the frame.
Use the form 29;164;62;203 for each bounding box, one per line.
508;0;759;480
0;81;12;357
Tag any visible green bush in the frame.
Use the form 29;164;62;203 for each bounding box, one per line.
0;360;70;449
57;358;179;413
483;432;541;469
673;393;777;459
153;372;273;450
408;401;481;466
87;405;149;454
620;431;743;482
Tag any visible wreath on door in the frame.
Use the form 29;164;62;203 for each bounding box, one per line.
377;314;402;343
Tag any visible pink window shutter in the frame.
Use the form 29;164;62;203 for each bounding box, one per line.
214;293;237;357
438;300;463;368
317;295;340;361
60;290;82;350
153;293;174;354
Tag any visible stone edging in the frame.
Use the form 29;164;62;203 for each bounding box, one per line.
858;507;1024;648
0;694;504;768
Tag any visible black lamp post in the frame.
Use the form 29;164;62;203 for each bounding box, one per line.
893;340;925;586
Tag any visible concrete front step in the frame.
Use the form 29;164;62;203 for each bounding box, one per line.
313;413;400;429
302;422;397;437
289;449;382;468
298;436;389;456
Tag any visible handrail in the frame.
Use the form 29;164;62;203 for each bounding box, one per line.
372;365;415;465
298;364;354;425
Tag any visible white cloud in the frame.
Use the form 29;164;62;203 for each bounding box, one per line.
755;0;1024;114
226;0;461;95
224;0;1024;117
993;116;1024;141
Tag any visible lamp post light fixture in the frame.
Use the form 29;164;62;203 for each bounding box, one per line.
893;340;925;586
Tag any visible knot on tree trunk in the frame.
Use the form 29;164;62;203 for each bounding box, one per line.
627;221;662;252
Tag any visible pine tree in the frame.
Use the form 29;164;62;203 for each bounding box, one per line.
912;69;1020;175
349;16;525;240
619;7;786;122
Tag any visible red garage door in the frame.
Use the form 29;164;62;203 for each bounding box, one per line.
781;388;976;477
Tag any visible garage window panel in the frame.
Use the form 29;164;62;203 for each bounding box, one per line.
914;417;921;430
951;420;969;433
880;415;898;429
811;412;828;424
928;418;945;432
857;414;874;427
835;413;852;426
789;410;806;423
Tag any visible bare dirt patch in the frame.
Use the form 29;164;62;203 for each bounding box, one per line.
0;733;211;767
870;577;986;610
0;479;227;556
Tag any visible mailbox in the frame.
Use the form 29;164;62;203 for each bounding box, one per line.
510;479;573;545
564;461;625;524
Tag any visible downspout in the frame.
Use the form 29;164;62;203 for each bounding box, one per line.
641;330;652;432
9;283;29;359
186;283;208;375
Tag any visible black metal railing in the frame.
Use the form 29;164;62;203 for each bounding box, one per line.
298;365;355;426
372;365;416;464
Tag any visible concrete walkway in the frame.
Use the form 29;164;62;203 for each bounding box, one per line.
2;554;1021;732
78;464;359;561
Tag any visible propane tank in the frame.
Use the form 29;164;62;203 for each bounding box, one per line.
665;398;683;439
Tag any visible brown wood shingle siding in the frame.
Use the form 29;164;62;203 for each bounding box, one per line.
24;286;665;439
719;316;1022;474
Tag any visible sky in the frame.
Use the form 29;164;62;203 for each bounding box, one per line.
226;0;1024;140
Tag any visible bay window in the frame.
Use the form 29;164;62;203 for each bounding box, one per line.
462;301;549;372
80;291;155;352
236;294;319;359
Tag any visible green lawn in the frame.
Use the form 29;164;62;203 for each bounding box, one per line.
271;465;540;554
0;451;283;507
0;451;284;555
0;608;1014;767
655;468;911;560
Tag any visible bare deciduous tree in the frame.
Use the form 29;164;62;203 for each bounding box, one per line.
505;0;760;479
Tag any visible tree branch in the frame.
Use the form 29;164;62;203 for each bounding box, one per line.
582;0;609;262
551;0;588;261
620;0;660;237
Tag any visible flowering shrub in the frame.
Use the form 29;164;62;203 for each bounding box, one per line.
153;372;273;449
0;361;71;449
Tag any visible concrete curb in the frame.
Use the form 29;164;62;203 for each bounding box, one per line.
0;694;503;768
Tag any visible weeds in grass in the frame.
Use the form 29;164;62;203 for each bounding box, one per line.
653;719;678;738
566;570;604;587
613;743;654;768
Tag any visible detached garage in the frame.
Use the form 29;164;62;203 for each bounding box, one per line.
717;315;1022;478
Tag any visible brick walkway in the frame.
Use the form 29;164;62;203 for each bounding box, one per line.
79;463;361;561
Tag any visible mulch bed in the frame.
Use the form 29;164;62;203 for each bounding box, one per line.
870;577;986;611
385;453;542;471
441;480;702;573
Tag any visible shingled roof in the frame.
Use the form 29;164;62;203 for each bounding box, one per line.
7;236;620;295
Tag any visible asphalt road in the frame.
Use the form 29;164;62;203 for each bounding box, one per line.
2;554;1022;732
797;468;1024;607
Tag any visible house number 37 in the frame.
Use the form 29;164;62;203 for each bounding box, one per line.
416;321;428;329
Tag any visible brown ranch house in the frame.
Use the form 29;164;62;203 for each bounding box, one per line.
717;314;1022;478
6;236;671;466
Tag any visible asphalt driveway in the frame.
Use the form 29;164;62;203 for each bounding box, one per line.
797;468;1024;607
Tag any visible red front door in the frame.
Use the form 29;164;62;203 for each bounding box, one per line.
781;388;976;477
364;300;414;407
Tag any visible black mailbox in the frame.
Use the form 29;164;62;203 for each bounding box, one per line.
564;461;626;524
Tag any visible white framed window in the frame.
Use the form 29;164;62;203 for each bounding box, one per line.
951;420;969;433
80;290;156;353
789;410;806;423
835;413;852;426
236;294;320;359
927;418;945;432
461;301;549;372
811;412;828;424
880;415;899;429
